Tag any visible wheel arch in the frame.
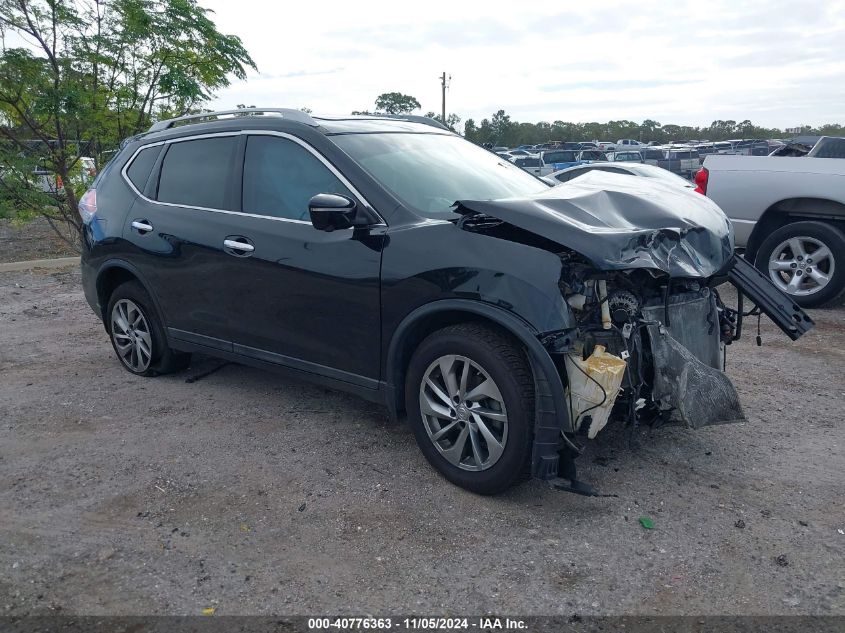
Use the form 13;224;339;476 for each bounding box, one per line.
95;260;165;327
384;299;573;480
746;197;845;260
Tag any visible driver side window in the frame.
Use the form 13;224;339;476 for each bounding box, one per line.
242;135;352;221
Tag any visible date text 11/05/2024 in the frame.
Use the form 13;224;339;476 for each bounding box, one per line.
307;617;528;630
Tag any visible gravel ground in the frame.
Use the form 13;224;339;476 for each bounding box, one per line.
0;267;843;616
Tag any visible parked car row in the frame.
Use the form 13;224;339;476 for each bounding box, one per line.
495;137;791;180
508;149;610;176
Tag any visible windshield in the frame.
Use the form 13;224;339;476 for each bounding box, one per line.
333;133;548;214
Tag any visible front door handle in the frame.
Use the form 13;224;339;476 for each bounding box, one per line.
131;219;153;234
223;237;255;256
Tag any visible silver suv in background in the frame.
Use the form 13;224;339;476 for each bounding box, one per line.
616;139;647;150
609;150;644;163
640;147;665;166
664;147;700;177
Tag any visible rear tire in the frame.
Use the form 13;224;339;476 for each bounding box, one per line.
106;281;190;377
755;221;845;308
405;323;534;495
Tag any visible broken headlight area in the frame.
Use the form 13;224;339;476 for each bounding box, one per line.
550;258;747;436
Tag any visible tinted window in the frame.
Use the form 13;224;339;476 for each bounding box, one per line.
515;157;540;167
555;169;582;182
812;137;845;158
157;137;237;209
242;136;352;221
544;151;577;163
126;146;161;191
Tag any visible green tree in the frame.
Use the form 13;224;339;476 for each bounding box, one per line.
490;109;512;145
374;92;420;114
477;118;493;144
463;118;478;141
424;111;461;131
0;0;255;248
641;119;662;139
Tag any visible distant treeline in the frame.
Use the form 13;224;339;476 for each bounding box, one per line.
462;110;844;146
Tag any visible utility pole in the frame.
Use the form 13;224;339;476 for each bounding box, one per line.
440;72;449;124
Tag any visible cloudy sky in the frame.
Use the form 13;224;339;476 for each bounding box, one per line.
205;0;844;129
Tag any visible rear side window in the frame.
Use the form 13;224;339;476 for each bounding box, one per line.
157;137;237;209
126;146;161;191
242;135;352;221
592;166;630;176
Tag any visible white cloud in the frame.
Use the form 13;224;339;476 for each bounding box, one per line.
204;0;845;128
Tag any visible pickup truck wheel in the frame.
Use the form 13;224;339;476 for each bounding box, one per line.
755;221;845;308
405;323;534;495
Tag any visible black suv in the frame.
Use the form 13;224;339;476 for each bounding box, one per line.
80;108;812;495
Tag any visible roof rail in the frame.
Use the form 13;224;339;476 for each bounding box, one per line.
147;108;317;133
377;114;451;131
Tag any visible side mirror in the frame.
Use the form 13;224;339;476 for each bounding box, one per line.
308;193;357;232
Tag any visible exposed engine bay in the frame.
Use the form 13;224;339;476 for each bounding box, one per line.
453;171;814;492
551;254;746;436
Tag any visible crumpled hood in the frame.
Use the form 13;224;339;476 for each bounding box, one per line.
456;171;735;277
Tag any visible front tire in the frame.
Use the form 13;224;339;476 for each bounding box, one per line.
755;221;845;308
405;323;534;495
106;281;190;377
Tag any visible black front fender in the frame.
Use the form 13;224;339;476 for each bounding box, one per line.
384;299;573;480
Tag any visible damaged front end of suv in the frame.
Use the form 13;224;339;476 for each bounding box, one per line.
455;172;814;494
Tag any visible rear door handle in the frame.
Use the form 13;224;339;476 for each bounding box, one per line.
223;237;255;256
131;219;153;234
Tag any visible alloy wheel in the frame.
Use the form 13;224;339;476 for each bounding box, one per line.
768;236;835;297
419;354;508;472
110;298;153;372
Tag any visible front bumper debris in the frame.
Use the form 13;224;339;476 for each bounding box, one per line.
647;324;746;428
728;255;814;341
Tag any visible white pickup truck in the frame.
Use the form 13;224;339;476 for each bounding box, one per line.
700;140;845;307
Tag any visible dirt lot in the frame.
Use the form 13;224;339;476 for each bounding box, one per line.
0;267;843;616
0;218;78;263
